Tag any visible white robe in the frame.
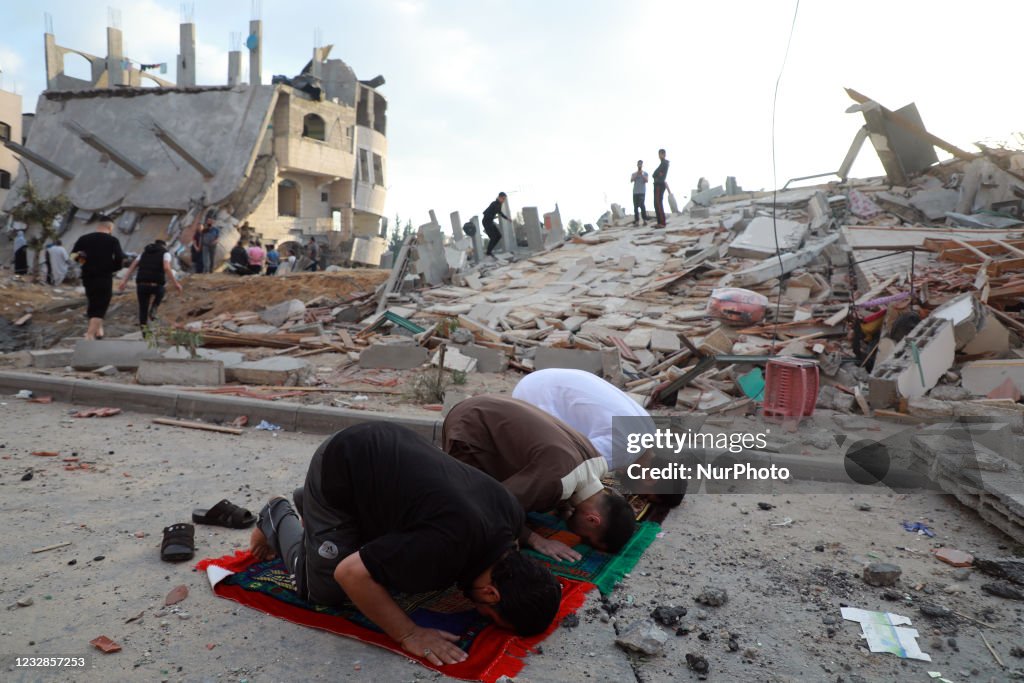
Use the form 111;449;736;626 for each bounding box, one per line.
47;245;70;285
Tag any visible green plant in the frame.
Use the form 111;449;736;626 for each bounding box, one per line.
8;183;72;276
143;322;204;359
451;369;467;386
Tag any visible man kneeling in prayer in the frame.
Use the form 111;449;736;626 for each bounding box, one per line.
250;422;561;667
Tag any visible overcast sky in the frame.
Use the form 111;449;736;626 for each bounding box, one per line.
2;1;1023;234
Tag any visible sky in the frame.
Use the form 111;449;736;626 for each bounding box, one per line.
2;0;1024;235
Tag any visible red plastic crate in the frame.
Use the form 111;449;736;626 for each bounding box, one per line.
763;357;819;418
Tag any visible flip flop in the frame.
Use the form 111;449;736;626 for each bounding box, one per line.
161;523;195;562
192;499;256;529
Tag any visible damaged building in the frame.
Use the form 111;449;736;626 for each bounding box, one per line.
1;16;389;268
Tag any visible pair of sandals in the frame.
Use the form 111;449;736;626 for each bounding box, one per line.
160;499;256;562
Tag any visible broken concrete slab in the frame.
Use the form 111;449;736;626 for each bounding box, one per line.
358;343;430;370
432;347;477;374
29;349;73;369
962;359;1024;396
238;324;281;335
162;347;245;368
932;293;984;349
649;328;681;353
137;358;225;386
226;356;312;386
909;188;959;221
728;216;808;258
71;340;161;371
259;299;306;327
724;234;840;288
458;343;508;373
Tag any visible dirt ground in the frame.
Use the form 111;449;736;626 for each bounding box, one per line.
0;270;388;350
1;398;1021;683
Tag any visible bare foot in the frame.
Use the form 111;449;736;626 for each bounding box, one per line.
249;527;277;561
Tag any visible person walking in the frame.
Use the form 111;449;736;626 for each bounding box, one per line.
482;192;511;258
630;160;649;225
12;230;28;275
70;215;126;340
200;216;220;273
247;238;266;275
652;149;669;228
305;237;320;271
117;239;183;329
46;240;71;286
190;223;205;274
264;244;280;276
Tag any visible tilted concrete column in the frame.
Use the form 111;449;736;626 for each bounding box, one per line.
470;216;483;264
177;23;196;87
522;206;544;252
44;34;61;90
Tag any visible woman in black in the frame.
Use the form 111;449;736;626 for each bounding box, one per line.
118;239;183;329
70;216;126;340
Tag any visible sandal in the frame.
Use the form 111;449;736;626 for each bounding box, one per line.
161;523;195;562
192;499;256;529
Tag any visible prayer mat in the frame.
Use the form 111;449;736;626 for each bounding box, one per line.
524;512;661;594
196;550;591;683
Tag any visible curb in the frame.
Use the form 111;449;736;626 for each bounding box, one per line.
0;370;442;440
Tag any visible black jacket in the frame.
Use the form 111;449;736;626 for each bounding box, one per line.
137;243;167;285
653;159;669;185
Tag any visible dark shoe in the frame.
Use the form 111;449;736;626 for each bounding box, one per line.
192;499;257;528
161;523;195;562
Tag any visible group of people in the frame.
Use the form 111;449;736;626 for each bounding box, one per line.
228;238;283;276
629;148;670;228
249;368;679;666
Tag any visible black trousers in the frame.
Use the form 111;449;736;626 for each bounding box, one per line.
82;276;114;319
136;283;165;327
14;246;28;275
483;218;501;255
653;184;667;226
265;265;278;276
633;193;648;223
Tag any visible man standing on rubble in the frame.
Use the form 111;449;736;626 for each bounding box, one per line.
305;237;321;271
442;395;637;562
249;422;561;666
70;214;126;340
630;160;649;225
652;148;669;228
482;192;511;258
200;216;220;274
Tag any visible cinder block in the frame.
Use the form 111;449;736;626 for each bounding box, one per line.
71;340;161;370
869;317;955;408
458;344;508;373
358;344;429;370
137;358;225;386
29;349;74;369
260;299;306;327
227;356;312;386
534;347;603;375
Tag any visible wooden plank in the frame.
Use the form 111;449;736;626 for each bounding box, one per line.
32;541;72;554
152;418;243;435
14;313;32;326
824;305;849;327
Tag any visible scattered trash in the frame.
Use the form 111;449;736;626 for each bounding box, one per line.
230;415;249;428
125;610;145;624
30;451;59;457
840;607;931;661
89;635;122;653
20;469;33;481
254;420;282;431
27;396;53;404
902;521;935;538
756;502;775;510
932;547;973;568
164;585;189;606
14;390;33;399
770;517;793;527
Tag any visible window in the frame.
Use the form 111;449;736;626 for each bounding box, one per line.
372;153;384;187
0;170;10;190
373;93;387;135
356;89;370;127
277;179;299;217
320;192;328;202
0;122;10;142
358;149;369;182
302;113;325;141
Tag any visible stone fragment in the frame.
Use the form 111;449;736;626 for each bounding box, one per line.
863;562;902;587
614;618;668;655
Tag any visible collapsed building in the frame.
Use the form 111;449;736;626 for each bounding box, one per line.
1;15;389;268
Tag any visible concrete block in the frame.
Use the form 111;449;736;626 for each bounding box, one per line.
163;348;245;367
260;299;306;327
288;322;324;335
962;314;1010;356
932;293;984;349
458;343;508;373
432;347;477;373
29;349;73;369
523;207;544;252
71;340;161;370
543;208;565;248
962;359;1024;396
227;356;312;386
358;343;429;369
0;370;77;401
534;346;603;375
623;327;652;350
602;347;623;386
561;316;587;333
238;324;280;335
869;317;955;408
137;358;225;386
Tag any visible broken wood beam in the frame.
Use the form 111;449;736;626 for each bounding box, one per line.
152;418;243;435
